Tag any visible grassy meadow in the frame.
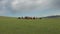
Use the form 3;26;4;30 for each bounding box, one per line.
0;16;60;34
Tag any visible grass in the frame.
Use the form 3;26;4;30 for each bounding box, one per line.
0;17;60;34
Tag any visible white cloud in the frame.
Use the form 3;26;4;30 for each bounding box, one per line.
0;0;60;16
11;0;53;12
12;0;60;11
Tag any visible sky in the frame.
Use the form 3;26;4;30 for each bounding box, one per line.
0;0;60;17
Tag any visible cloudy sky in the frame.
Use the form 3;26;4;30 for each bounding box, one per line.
0;0;60;17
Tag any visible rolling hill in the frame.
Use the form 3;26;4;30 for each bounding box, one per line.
0;16;60;34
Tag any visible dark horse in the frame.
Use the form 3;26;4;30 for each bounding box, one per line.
24;17;32;19
18;17;21;19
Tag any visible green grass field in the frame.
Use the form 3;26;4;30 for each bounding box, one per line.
0;16;60;34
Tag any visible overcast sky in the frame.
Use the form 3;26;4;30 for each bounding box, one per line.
0;0;60;17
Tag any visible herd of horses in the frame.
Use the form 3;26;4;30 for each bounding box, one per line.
18;16;42;19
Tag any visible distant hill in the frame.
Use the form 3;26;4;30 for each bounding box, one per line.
44;15;60;18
